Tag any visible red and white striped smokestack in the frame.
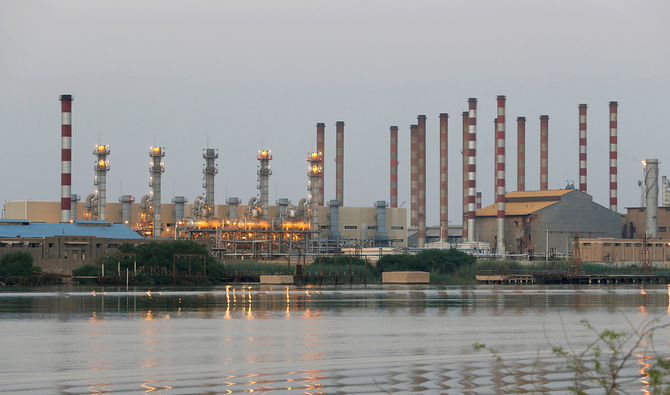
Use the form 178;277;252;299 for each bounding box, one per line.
316;123;325;207
417;115;427;247
467;98;477;242
609;101;618;212
60;94;73;223
462;111;469;240
476;192;482;209
439;113;448;242
336;121;344;206
410;124;418;228
496;95;506;257
493;118;497;202
540;115;549;190
390;126;398;208
517;117;526;192
579;104;588;193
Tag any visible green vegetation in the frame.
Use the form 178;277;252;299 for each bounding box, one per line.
475;318;670;394
72;240;225;285
0;251;41;278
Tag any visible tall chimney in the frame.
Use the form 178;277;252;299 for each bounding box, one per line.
517;117;526;192
308;152;323;234
645;159;659;238
493;118;497;203
335;121;344;206
439;113;449;242
150;146;165;237
60;94;73;223
119;195;134;226
203;148;219;216
476;192;482;209
410;124;418;227
467;98;478;242
540;115;549;190
172;196;187;222
71;194;79;220
417;115;427;248
579;104;588;193
328;199;341;239
609;102;618;212
257;150;272;219
316;123;325;206
390;126;398;208
462;111;469;239
226;197;240;221
496;95;506;257
94;145;110;221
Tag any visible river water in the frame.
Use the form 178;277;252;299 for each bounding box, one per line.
0;284;669;394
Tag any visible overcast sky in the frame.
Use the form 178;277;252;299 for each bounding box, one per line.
2;0;669;225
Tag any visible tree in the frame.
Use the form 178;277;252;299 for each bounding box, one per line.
0;251;40;277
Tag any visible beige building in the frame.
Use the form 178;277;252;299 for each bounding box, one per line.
622;206;670;239
579;238;670;266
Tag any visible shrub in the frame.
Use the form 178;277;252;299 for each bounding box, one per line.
0;251;40;277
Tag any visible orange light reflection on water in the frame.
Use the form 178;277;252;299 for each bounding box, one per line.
637;352;653;395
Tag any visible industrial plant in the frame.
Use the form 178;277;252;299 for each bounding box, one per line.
3;94;670;271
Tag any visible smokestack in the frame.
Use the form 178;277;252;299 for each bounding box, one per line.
308;152;323;234
119;195;134;226
609;102;618;212
496;95;506;257
645;159;659;238
374;200;389;243
335;121;344;206
517;117;526;192
71;194;79;220
172;196;187;222
94;145;110;221
150;147;165;238
226;197;240;221
257;150;272;219
203;149;218;216
579;104;587;193
462;111;469;239
316;123;325;206
417;115;427;248
439;113;449;242
328;199;341;239
410;124;418;227
476;192;482;209
540;115;549;190
493;118;497;203
467;98;478;242
390;126;398;208
60;94;73;223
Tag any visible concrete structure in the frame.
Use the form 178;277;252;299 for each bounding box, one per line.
622;206;670;239
316;122;325;207
578;104;587;193
260;275;294;284
382;271;430;284
335;121;344;206
467;98;477;242
417;115;426;248
390;126;398;208
476;190;621;256
645;159;660;238
407;225;463;247
462;111;469;239
517;117;526;192
439;113;448;242
495;95;506;257
60;94;73;223
540;115;549;190
609;101;618;212
410;124;418;227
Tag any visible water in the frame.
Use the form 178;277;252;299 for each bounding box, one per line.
0;284;668;394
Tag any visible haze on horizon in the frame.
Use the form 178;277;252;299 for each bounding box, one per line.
1;0;669;226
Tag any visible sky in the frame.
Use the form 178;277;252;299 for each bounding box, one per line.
1;0;669;226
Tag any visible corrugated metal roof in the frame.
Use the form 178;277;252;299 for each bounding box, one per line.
505;190;574;199
476;201;558;217
0;220;143;239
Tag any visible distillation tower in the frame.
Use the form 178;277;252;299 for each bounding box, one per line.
308;151;323;235
94;145;110;220
257;150;272;219
150;147;165;238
